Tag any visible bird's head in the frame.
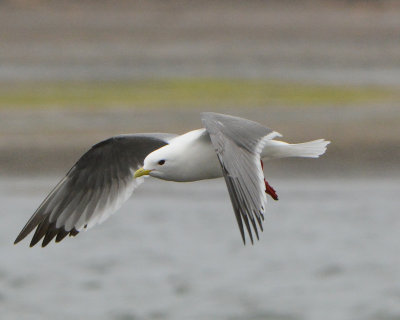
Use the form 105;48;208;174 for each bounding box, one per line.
134;144;179;181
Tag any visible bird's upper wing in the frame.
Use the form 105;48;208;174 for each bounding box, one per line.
15;133;176;247
201;112;280;244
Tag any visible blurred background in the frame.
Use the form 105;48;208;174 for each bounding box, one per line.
1;1;399;320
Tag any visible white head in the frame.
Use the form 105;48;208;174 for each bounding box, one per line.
134;144;182;181
133;128;217;182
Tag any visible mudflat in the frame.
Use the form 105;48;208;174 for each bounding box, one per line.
1;105;398;176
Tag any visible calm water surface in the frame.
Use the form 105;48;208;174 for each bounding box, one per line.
1;176;399;320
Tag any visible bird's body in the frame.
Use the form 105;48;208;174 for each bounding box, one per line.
15;112;330;247
147;128;222;182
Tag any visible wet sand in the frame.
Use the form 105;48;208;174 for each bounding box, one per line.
1;106;399;177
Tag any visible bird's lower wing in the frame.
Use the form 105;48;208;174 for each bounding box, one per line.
201;112;279;244
14;133;176;247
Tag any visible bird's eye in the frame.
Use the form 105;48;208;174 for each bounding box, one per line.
158;160;165;165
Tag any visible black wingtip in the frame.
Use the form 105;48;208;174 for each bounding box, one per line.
69;228;79;237
16;222;80;247
14;234;23;245
249;217;259;242
41;241;50;248
242;215;254;245
14;214;47;246
29;218;51;247
241;234;246;246
256;213;264;232
55;229;69;243
41;225;59;247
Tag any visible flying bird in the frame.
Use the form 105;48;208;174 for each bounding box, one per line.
14;112;330;247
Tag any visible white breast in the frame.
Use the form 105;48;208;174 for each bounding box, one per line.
163;129;223;182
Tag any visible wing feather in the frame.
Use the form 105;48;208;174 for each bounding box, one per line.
15;133;176;247
202;112;277;244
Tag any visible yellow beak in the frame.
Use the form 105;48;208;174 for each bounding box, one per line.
134;167;152;178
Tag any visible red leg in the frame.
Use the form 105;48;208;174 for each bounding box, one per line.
264;179;278;201
261;160;279;201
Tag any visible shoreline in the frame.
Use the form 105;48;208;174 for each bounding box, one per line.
1;106;398;177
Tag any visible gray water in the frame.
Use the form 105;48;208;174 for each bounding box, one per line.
1;176;400;320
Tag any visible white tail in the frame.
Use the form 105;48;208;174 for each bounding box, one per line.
261;139;330;159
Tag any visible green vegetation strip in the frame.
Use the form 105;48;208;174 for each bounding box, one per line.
0;79;398;109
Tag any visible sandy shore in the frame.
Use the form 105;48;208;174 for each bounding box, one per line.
1;106;398;177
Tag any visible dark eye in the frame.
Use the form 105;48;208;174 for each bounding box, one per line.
158;160;165;165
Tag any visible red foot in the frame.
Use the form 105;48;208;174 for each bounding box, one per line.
261;160;279;201
264;179;278;200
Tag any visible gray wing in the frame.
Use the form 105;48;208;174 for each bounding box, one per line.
201;112;278;245
14;133;176;247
